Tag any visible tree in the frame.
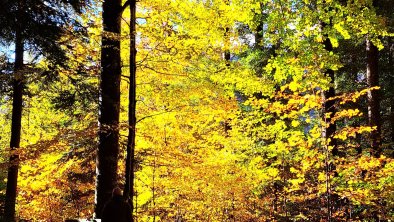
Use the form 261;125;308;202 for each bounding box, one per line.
95;0;122;218
322;27;338;156
366;39;381;156
14;10;100;220
124;1;137;221
0;0;86;220
0;0;393;220
365;0;383;157
4;14;24;221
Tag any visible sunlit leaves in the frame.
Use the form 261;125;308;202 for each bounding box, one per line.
0;0;393;220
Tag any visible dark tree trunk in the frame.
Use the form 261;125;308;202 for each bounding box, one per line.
389;38;394;158
95;0;122;218
4;25;24;222
255;23;263;47
323;36;337;156
366;39;381;157
254;3;264;48
224;27;231;66
124;1;137;221
321;21;337;222
223;0;231;65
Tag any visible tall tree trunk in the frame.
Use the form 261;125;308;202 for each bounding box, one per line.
366;39;381;157
322;21;337;222
4;24;24;222
95;0;122;218
389;38;394;158
124;1;137;221
323;35;337;156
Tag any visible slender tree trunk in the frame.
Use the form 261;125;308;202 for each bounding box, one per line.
354;71;363;155
254;3;264;48
366;39;381;157
222;4;235;219
223;27;231;66
124;1;137;221
222;0;231;65
255;23;263;48
321;20;336;222
389;38;394;158
323;36;337;156
95;0;122;218
4;23;24;222
152;151;157;222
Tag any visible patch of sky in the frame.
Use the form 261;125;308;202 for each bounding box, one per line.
136;18;147;25
0;44;15;61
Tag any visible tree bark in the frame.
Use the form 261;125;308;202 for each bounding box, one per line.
366;39;381;157
124;1;137;221
389;38;394;158
322;21;337;222
95;0;122;218
254;2;264;48
4;23;24;222
323;36;337;156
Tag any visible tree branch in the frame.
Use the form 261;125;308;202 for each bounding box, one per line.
121;0;131;13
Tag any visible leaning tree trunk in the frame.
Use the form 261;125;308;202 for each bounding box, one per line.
124;1;137;221
366;38;381;157
95;0;122;218
4;24;24;222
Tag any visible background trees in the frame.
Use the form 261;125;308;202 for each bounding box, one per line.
0;0;88;220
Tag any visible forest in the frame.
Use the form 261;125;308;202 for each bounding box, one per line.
0;0;393;221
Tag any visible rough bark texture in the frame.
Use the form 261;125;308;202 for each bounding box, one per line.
366;39;381;157
95;0;122;218
124;1;137;221
4;26;24;222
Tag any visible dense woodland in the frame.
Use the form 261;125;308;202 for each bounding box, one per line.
0;0;393;221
